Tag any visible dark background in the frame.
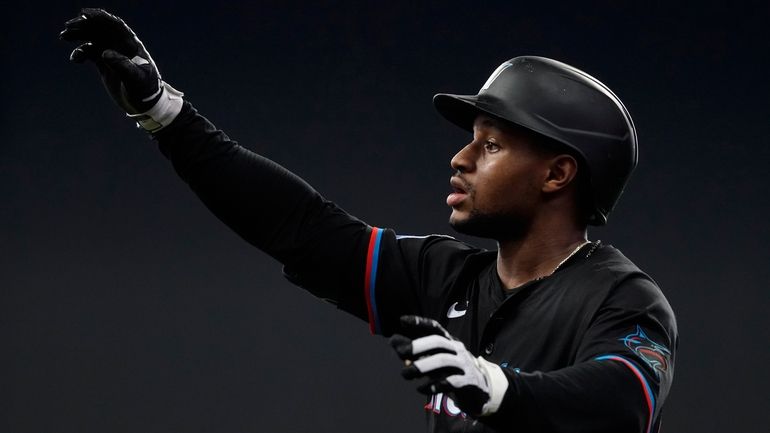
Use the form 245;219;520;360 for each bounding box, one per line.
2;1;768;432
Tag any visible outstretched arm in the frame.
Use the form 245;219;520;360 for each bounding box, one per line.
154;102;372;295
60;8;373;314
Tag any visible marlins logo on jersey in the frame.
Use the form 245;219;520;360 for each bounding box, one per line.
621;325;671;377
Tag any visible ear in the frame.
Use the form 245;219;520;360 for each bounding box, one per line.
542;154;579;193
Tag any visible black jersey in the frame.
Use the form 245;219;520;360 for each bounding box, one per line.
156;103;678;433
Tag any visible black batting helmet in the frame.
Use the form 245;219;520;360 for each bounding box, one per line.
434;56;638;225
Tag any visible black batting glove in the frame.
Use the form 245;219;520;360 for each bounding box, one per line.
390;316;509;417
60;8;183;132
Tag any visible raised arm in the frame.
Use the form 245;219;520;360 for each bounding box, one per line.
60;8;374;316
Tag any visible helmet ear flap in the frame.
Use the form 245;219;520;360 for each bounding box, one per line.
434;56;638;226
576;161;601;226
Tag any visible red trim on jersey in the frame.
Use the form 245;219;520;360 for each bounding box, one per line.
597;355;655;433
364;227;380;334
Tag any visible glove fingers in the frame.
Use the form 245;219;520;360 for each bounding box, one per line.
60;14;88;41
412;334;458;357
413;353;464;374
389;334;413;360
403;363;462;380
399;315;452;340
60;9;110;41
60;8;139;57
64;14;87;27
69;42;103;63
416;378;455;395
390;333;458;361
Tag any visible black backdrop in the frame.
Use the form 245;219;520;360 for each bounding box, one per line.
2;1;768;432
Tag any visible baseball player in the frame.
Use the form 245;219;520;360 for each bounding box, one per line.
61;9;677;433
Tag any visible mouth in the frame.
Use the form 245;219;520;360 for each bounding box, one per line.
447;177;469;207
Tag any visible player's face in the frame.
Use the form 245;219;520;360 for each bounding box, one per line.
447;115;552;239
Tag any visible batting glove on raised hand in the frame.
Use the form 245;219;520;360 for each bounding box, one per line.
60;8;183;132
390;315;508;417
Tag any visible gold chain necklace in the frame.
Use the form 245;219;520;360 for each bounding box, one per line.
518;241;600;286
548;240;599;277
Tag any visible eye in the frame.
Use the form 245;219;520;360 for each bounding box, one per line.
483;140;501;153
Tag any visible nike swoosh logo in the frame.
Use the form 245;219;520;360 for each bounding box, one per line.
447;301;467;318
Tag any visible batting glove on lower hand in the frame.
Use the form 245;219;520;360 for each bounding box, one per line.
60;8;183;132
390;315;508;417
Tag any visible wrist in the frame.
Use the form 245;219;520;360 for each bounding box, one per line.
476;357;509;416
127;81;184;132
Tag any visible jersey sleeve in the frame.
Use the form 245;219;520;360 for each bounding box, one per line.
154;102;477;335
483;275;678;433
354;231;479;335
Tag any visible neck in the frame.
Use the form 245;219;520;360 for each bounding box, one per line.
495;223;587;290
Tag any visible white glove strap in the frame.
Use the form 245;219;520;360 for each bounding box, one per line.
127;81;184;132
476;357;509;416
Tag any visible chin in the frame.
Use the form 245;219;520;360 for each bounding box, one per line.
450;208;528;240
448;209;466;226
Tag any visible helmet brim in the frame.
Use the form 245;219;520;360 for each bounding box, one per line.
434;92;542;138
433;93;497;133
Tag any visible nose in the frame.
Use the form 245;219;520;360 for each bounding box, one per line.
450;142;475;173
